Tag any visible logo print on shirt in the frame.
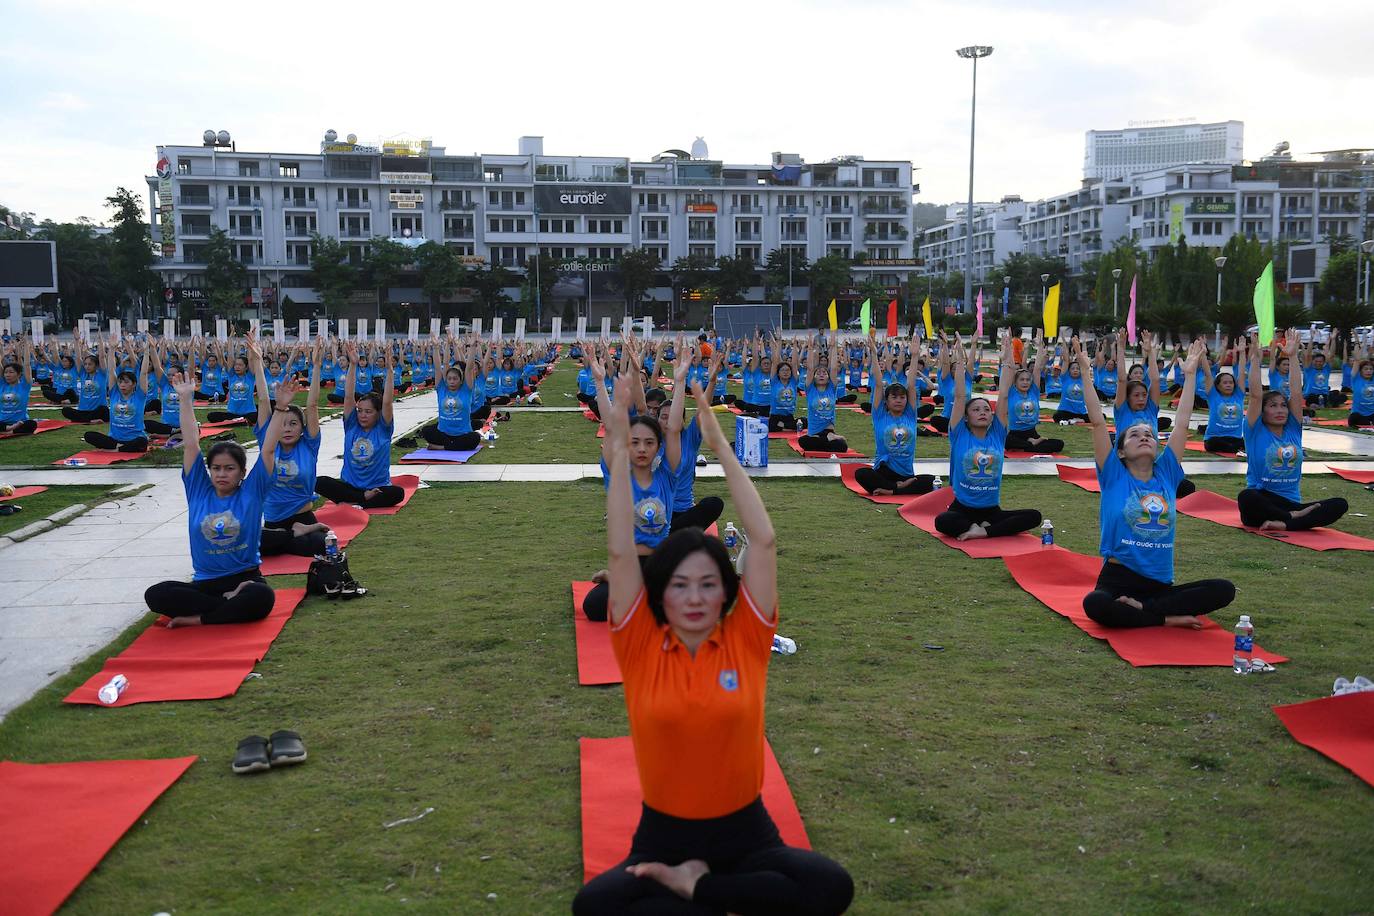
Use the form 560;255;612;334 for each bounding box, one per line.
1268;443;1299;471
1017;401;1036;421
352;439;372;463
635;495;668;538
1;392;16;410
719;669;739;691
1122;490;1172;539
112;400;133;420
200;510;242;543
884;424;912;453
1221;403;1239;419
275;457;298;482
442;396;459;415
965;448;999;478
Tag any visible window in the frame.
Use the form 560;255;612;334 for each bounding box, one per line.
235;243;260;263
445;217;474;237
689;218;715;240
490;246;527;266
484;167;503;183
488;190;526;209
589;247;621;260
488;217;527;233
283;214;317;236
644;245;669;264
286;243;311;266
445;242;476;255
540;217;576;233
735;218;760;240
588;219;623;234
541;246;577;259
338;187;369;207
238;161;259;176
182;244;205;262
689;244;715;260
639;192;668;212
177;158;192;175
734;245;760;262
640;218;668;240
826;245;850;259
538;163;569;181
279;161;300;178
391;215;423;236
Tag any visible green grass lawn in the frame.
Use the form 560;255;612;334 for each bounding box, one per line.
0;484;124;536
3;472;1373;912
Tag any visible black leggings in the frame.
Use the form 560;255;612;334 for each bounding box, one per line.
573;797;853;916
198;391;226;403
144;567;275;625
1082;560;1236;628
0;419;37;436
767;414;801;433
670;497;724;533
314;475;404;508
796;430;848;453
1236;489;1348;530
419;423;481;451
42;387;78;404
146;419;178;436
1349;412;1374;428
836;393;858;404
1305;391;1346;409
927;415;949;434
583;555;650;623
82;430;148;452
1204;436;1243;454
206;410;255;424
934;500;1042;538
1052;409;1089;423
260;509;326;557
62;405;109;423
853;463;935;496
1006;427;1065;453
470;405;492;424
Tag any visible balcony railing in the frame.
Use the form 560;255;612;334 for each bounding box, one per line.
282;198;317;209
826;233;852;241
284;224;316;237
861;203;908;214
640;203;671;213
444;227;474;238
339;228;370;238
1244;207;1272;216
780;232;807;241
230;227;261;238
179;225;211;236
820;205;853;214
285;256;311;266
486;200;533;211
777;205;809;214
441;200;477;211
641;231;668;240
688;231;717;241
732;204;763;213
227;197;262;208
735;232;761;241
338;199;371;209
179;195;212;206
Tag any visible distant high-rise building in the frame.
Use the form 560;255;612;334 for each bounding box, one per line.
1084;120;1243;181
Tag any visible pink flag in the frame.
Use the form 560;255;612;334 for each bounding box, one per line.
975;288;984;338
1126;276;1138;344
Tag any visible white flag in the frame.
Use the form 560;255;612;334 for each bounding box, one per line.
551;316;562;342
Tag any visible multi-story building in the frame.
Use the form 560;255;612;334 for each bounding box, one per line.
146;133;919;319
1084;120;1243;181
1019;180;1131;275
917;197;1026;292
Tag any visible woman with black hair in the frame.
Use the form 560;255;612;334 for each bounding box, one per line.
0;339;37;437
416;336;481;452
573;379;853;916
143;369;286;627
82;336;152;453
61;347;111;424
314;340;404;509
853;335;936;496
1004;328;1064;454
254;337;329;556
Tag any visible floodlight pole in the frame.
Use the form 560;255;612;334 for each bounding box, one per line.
957;45;993;317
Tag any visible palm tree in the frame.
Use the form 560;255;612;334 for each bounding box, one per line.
1145;301;1206;347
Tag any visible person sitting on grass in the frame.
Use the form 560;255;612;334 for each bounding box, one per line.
1200;336;1247;455
61;347;110;424
82;335;152;453
417;336;482;452
144;370;288;627
651;341;726;534
1237;331;1350;531
0;338;37;437
572;379;853;916
314;340;404;510
1005;328;1064;455
1079;337;1236;629
798;331;850;455
1349;356;1374;429
934;331;1044;541
853;336;936;497
255;337;329;557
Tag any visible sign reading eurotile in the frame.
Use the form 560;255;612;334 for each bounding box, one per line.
381;171;432;185
534;185;631;214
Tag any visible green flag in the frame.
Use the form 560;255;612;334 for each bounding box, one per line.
1253;262;1275;346
859;298;871;336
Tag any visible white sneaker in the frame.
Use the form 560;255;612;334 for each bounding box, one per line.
695;455;708;467
1353;675;1374;693
1334;676;1353;696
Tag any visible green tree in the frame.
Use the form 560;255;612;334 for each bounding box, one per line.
618;248;662;316
1143;300;1205;347
469;265;517;317
1219;234;1272;306
762;247;810;306
807;255;853;327
1211;299;1255;341
523;253;561;328
415;242;467;321
668;255;714;321
996;252;1070;311
361;237;413;318
104;187;158;316
712;255;758;304
1319;250;1359;304
307;233;357;317
203;228;248;314
1091;238;1145;314
1275;297;1310;330
33;220;118;322
1315;300;1374;345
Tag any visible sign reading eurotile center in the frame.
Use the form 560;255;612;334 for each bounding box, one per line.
534;184;631;214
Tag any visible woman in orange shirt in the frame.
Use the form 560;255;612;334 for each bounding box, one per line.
573;378;853;915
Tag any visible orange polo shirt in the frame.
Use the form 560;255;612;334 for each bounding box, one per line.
610;583;777;819
1012;337;1025;367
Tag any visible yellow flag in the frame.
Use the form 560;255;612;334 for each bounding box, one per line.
921;296;934;337
1043;283;1061;339
827;299;837;331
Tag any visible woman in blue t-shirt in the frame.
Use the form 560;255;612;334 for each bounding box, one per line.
798;333;848;454
207;352;257;424
1349;357;1374;428
1200;339;1247;454
61;349;111;423
1237;331;1349;531
256;337;328;557
1300;335;1344;413
1052;352;1090;423
1005;328;1064;454
419;337;481;452
82;338;151;453
0;339;37;437
315;340;404;509
1080;338;1236;629
853;336;936;496
654;344;725;533
767;350;803;433
934;331;1042;540
143;369;286;627
41;348;80;404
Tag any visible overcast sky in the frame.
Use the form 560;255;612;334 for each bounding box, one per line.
2;0;1371;225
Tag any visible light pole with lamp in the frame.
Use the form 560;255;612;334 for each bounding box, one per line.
1003;275;1010;316
1360;238;1374;306
956;44;993;319
1112;267;1123;319
1040;272;1050;306
1214;255;1227;351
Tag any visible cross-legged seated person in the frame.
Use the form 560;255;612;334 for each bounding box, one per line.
314;341;404;509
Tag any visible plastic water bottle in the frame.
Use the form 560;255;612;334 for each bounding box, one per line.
772;634;797;655
931;476;943;489
97;674;129;705
1233;615;1254;675
723;522;739;553
324;531;339;562
64;457;88;467
1041;519;1054;548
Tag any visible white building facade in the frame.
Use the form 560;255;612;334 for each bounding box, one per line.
1019;181;1132;275
917;198;1026;289
1084;121;1244;182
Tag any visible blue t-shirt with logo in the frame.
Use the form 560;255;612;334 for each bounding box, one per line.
254;422;321;522
805;382;839;435
872;404;918;477
1351;374;1374;416
600;458;677;548
1244;414;1303;503
1058;373;1087;413
1115;399;1161;438
51;365;79;393
1302;365;1331;397
1007;385;1041;431
771;377;799;416
949;417;1006;509
0;378;29;422
1206;389;1246;439
108;385;148;441
224;371;255;413
342;410;393;490
1097;446;1185;583
183;457;269;580
436;381;474;435
671;417;704;511
198;363;225;396
77;370;108;410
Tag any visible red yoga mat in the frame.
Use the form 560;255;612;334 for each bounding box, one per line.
572;581;621;686
64;588;306;706
1;485;48;501
579;736;810;883
0;418;73;439
365;474;421;515
1329;466;1374;485
838;462;920;505
52;450;145;466
1273;692;1374;788
1002;550;1288;667
897;488;1045;558
0;756;197;916
259;504;371;575
1055;463;1101;492
1184;440;1238;458
1176;489;1374;552
780;432;867;460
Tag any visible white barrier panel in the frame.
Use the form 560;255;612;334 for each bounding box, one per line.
190;319;202;338
408;318;420;340
338;319;350;340
576;316;587;339
600;317;611;339
551;316;562;342
164;319;176;338
30;318;43;344
215;319;227;341
514;318;526;340
490;317;502;341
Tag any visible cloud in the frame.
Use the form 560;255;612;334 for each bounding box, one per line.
38;92;88;111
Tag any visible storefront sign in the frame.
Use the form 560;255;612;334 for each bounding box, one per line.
861;258;922;267
686;202;718;213
389;191;424;203
382;139;432;157
534;184;631;214
381;171;432;185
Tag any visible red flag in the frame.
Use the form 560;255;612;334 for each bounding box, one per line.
886;299;898;337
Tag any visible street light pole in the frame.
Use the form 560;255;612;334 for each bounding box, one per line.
1112;267;1123;319
1214;255;1227;352
1360;238;1374;306
956;45;993;320
1003;275;1010;317
1040;272;1049;307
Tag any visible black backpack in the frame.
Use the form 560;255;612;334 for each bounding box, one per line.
306;552;367;599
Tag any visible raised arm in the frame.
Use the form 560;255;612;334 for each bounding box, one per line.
1166;339;1205;460
949;336;969;428
995;328;1014;425
1246;333;1266;425
259;378;299;475
603;371;643;625
1285;330;1304;419
1029;328;1045;390
381;343;396;425
342;341;358;416
174;371;200;473
248;333;271;427
1114;327;1129;407
305;338;322;435
1077;339;1112;467
1144;331;1163;400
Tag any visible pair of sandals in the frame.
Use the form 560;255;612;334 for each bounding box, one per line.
322;575;367;599
233;730;307;774
0;504;21;517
